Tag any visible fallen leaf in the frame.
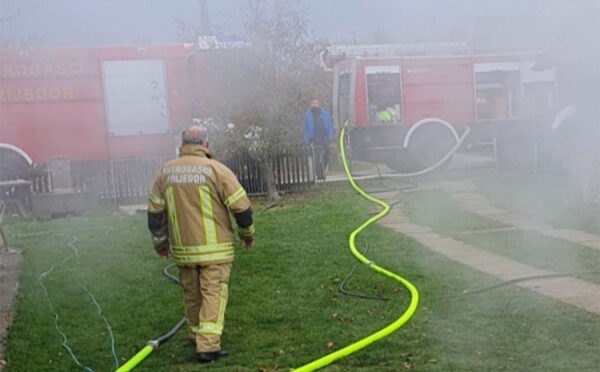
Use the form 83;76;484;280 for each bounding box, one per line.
0;359;7;366
325;341;335;350
403;361;412;369
274;349;285;357
258;367;268;372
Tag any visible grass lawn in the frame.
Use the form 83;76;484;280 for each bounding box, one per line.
401;189;600;284
3;180;599;371
473;170;600;235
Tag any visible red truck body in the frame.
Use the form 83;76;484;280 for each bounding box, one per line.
332;49;558;170
0;44;197;167
335;53;556;128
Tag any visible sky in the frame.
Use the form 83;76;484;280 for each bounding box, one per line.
0;0;581;47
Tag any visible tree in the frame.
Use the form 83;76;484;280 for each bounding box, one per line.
195;0;331;199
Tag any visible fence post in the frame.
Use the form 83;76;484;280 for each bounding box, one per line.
309;144;317;186
110;159;118;204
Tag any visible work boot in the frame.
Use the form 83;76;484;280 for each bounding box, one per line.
196;349;228;363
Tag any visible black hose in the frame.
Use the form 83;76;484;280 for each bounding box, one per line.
460;271;600;296
338;183;418;300
155;318;186;346
256;202;278;216
162;263;179;284
338;239;389;302
143;263;185;347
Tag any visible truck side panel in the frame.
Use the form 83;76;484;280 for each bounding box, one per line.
401;61;474;125
0;45;193;164
0;101;109;161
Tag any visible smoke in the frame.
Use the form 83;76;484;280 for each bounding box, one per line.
0;1;598;370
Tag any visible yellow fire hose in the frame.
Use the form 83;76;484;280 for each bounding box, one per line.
291;120;419;371
115;345;153;372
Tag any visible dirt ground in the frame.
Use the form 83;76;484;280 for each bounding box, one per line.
0;249;21;367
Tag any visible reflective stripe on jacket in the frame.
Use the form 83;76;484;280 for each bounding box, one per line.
148;144;252;265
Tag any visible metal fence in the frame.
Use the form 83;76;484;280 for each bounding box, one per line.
74;145;320;205
226;145;318;196
27;145;320;205
99;157;171;205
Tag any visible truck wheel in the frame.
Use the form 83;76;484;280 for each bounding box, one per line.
0;145;33;181
403;119;458;172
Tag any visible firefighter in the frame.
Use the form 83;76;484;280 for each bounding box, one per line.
147;126;254;363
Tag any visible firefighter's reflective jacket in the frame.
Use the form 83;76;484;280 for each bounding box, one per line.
147;144;254;265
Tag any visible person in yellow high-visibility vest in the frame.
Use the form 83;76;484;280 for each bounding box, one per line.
377;105;396;123
147;126;254;363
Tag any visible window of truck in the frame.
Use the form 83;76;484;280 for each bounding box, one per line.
365;66;402;125
102;60;169;136
474;62;520;120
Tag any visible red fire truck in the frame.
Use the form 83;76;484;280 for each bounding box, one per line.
0;43;565;182
330;44;560;171
0;44;199;181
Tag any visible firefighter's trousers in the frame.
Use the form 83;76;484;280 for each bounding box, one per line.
178;262;231;352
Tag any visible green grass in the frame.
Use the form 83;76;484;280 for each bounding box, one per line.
459;230;600;284
3;185;599;371
401;190;508;234
400;186;600;284
474;171;600;234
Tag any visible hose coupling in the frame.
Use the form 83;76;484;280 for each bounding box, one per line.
147;340;160;350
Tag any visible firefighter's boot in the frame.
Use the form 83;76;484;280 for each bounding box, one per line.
197;349;228;363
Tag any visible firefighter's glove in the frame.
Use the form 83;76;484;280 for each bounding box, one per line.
238;224;255;250
243;239;254;250
153;235;170;258
238;224;254;241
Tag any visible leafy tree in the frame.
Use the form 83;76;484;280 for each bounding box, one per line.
194;0;331;199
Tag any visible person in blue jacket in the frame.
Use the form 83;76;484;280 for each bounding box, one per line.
303;98;334;179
